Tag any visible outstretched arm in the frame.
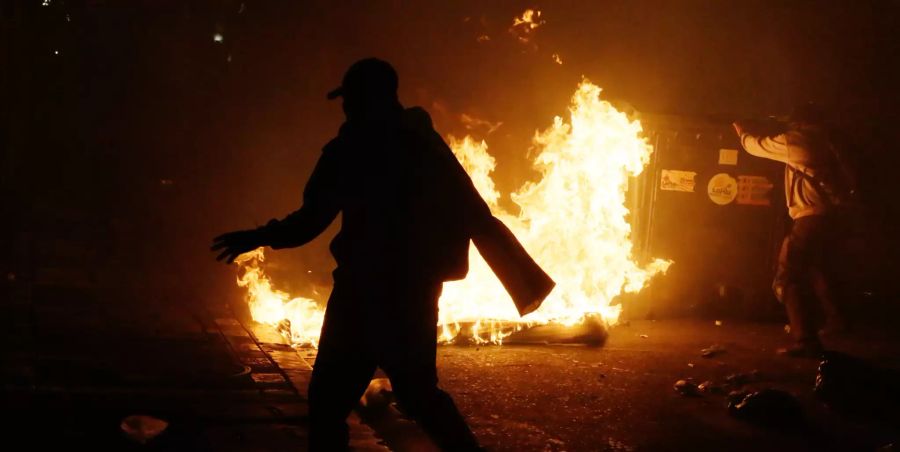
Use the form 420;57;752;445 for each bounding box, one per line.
212;150;341;263
733;121;790;164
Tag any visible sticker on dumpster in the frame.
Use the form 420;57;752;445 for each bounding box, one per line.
719;148;739;166
736;175;774;206
661;169;697;193
707;173;737;205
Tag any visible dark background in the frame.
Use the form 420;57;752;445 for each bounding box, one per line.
3;0;898;316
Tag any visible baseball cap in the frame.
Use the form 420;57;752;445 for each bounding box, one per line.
327;58;399;100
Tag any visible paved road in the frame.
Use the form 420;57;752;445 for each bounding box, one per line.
430;320;900;451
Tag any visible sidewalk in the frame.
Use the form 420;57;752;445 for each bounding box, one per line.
0;285;312;450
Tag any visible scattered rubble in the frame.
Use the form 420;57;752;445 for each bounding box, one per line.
673;379;701;397
728;389;805;430
727;390;750;406
700;344;726;358
698;380;727;395
815;351;900;421
725;370;762;387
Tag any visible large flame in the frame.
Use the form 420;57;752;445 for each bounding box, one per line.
235;80;670;348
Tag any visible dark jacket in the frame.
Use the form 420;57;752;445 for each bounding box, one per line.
261;106;487;281
261;106;553;315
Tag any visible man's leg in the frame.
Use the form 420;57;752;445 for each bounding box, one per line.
308;283;377;451
774;217;824;356
379;282;481;451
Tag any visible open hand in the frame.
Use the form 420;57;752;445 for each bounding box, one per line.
211;229;263;264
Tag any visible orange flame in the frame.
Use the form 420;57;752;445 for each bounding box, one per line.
234;80;670;347
234;248;324;347
510;9;545;44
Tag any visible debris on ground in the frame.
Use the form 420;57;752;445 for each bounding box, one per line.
725;370;762;387
701;344;726;358
698;380;727;395
505;314;608;346
727;390;750;406
674;379;701;397
815;351;900;421
547;438;566;446
120;415;169;444
728;389;805;430
639;334;649;339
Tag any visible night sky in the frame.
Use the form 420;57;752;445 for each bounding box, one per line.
4;0;898;304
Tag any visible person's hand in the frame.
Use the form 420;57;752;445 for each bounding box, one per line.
732;121;745;137
211;228;264;264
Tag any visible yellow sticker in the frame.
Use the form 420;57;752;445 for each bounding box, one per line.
707;173;737;205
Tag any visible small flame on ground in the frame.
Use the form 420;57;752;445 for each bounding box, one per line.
234;249;324;347
234;80;670;347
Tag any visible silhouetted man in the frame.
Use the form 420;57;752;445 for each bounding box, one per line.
735;104;850;358
213;58;553;450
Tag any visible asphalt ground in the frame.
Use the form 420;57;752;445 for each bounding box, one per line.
4;287;899;452
344;319;900;452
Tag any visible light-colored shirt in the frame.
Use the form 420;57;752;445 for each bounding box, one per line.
740;127;831;219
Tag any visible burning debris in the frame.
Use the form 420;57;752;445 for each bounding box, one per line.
234;249;324;348
503;313;609;346
439;81;671;335
509;9;545;44
235;81;671;347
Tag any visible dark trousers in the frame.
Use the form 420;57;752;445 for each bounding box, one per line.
308;273;479;451
773;215;841;344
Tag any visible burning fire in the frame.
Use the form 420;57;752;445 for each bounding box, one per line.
234;248;324;346
510;9;545;44
234;80;670;347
